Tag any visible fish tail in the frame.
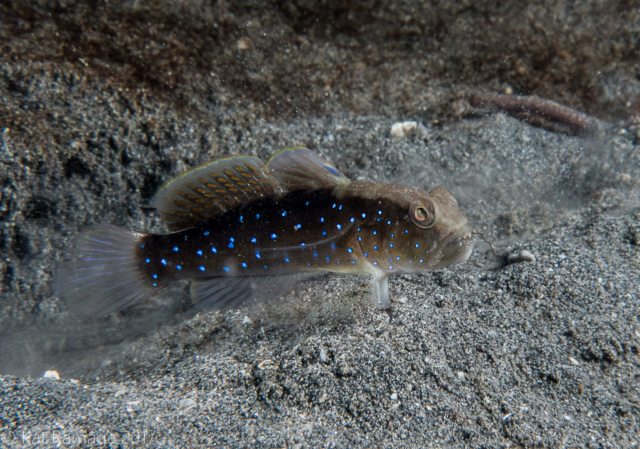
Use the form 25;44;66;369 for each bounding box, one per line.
55;224;161;318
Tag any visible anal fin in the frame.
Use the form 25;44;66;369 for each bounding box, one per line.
191;275;298;311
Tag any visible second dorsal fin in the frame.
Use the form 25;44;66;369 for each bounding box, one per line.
152;156;282;231
266;147;350;192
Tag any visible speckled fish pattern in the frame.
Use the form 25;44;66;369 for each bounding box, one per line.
55;147;474;317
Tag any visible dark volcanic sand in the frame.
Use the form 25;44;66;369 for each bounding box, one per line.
1;1;639;447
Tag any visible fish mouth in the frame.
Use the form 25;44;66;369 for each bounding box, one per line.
437;226;474;267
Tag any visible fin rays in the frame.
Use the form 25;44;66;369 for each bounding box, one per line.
153;156;282;231
191;275;298;311
55;224;161;318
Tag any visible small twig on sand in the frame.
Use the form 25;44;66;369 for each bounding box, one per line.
472;231;500;257
469;92;600;136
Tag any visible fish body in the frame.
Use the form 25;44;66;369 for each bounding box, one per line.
56;148;474;317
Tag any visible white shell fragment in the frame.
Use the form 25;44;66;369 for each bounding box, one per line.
43;370;60;380
237;37;253;51
178;398;196;412
390;121;417;138
507;250;536;265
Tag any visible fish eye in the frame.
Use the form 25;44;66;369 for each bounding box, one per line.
410;200;437;228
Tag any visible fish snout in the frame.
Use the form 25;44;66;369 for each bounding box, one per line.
438;226;474;267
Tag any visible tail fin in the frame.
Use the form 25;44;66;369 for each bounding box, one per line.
55;224;161;318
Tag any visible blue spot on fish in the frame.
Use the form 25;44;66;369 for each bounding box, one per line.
373;245;379;251
419;259;424;263
350;217;355;223
389;265;393;269
322;231;327;236
301;242;305;246
141;244;145;249
325;256;330;262
337;224;342;230
364;252;369;257
339;204;343;210
241;263;247;268
296;224;302;229
373;230;377;235
199;266;206;271
264;265;268;269
282;211;287;216
332;203;336;208
239;215;243;221
358;236;362;242
313;251;318;258
350;260;356;264
387;220;391;225
251;237;257;243
152;283;157;287
285;258;290;263
391;233;395;238
389;243;394;248
396;256;401;260
305;201;309;206
145;258;150;263
373;261;378;266
211;247;217;253
271;233;277;240
173;246;179;252
415;243;420;248
321;217;325;223
204;231;209;236
176;265;182;270
161;259;167;265
378;210;382;215
223;266;229;272
256;213;260;219
228;242;234;248
337;260;341;264
197;250;203;256
256;252;261;259
153;274;158;279
404;229;409;234
347;247;353;253
361;213;366;218
230;237;234;242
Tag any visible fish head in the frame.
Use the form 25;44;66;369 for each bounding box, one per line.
397;185;474;270
346;182;474;273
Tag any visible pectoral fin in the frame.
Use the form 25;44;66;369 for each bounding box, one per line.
370;272;390;310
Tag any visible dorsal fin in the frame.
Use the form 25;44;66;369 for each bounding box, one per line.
266;147;350;192
153;156;282;231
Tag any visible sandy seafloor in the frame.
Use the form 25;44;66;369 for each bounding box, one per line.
1;1;640;447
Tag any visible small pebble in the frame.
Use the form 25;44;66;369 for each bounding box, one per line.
237;37;253;50
390;393;398;401
507;249;536;264
178;398;196;412
43;370;60;380
258;359;276;370
319;347;328;363
569;357;580;366
242;315;253;325
390;121;417;138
